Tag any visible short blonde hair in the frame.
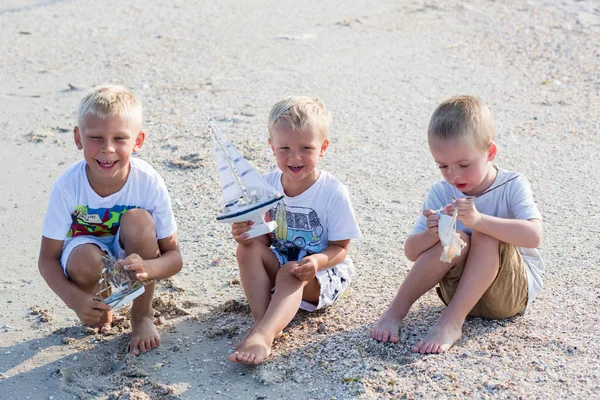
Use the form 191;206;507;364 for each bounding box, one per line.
428;95;495;151
77;85;142;129
268;96;331;140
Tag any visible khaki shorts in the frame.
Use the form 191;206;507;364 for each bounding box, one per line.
436;242;528;319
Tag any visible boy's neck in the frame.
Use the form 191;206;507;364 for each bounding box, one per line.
281;169;321;197
85;163;130;198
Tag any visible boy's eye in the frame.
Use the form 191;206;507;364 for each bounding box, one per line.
460;164;470;168
279;147;289;150
302;146;314;150
438;165;448;169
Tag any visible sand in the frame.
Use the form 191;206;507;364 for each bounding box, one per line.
1;0;599;399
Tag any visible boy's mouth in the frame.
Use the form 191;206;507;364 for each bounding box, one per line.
455;183;467;190
288;165;303;173
97;160;116;169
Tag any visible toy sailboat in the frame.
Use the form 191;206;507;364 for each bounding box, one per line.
96;255;145;308
207;116;284;239
437;208;467;263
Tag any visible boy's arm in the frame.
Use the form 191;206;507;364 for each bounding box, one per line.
290;239;350;281
312;239;351;271
127;233;183;281
404;230;440;262
404;209;441;262
452;198;543;248
38;237;110;323
231;221;272;247
474;216;542;248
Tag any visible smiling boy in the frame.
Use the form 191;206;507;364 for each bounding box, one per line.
228;96;360;365
371;95;544;353
38;85;182;355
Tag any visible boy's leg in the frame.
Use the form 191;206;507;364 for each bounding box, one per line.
413;231;500;354
229;264;320;365
66;243;113;332
236;241;281;323
372;231;470;343
119;209;160;355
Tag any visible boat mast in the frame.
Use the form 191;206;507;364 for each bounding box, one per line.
207;116;251;204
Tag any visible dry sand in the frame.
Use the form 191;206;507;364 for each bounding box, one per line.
1;0;599;399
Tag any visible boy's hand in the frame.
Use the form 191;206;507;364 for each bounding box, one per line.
231;221;253;244
119;254;151;281
448;198;482;228
74;293;112;325
422;209;440;239
290;255;319;281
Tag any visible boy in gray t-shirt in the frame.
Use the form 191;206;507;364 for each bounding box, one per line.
372;95;543;354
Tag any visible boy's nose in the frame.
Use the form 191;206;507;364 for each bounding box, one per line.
448;167;461;180
101;143;115;153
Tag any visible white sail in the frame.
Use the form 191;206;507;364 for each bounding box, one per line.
209;117;281;202
207;115;284;239
214;140;244;204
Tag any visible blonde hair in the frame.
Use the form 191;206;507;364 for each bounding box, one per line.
268;96;331;139
77;85;142;129
428;95;495;150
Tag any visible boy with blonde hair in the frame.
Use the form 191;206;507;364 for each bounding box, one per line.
372;95;544;353
38;85;182;355
229;96;360;365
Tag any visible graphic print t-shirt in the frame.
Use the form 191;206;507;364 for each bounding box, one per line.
42;158;177;249
263;170;360;262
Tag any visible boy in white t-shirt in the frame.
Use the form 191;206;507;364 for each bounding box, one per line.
372;95;544;354
229;96;360;365
38;85;182;355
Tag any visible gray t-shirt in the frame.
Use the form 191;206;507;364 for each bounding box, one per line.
410;167;544;305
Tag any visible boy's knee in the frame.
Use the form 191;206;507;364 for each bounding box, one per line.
278;263;302;280
236;240;267;260
470;230;498;247
66;244;104;286
120;209;156;245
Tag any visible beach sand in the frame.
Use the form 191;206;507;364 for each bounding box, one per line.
1;0;599;398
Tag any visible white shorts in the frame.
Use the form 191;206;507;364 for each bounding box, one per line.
60;233;126;278
270;248;355;312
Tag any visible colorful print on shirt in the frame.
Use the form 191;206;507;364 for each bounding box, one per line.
68;205;138;237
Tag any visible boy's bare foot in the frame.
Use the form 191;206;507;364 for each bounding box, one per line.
234;325;283;351
412;318;462;354
229;332;272;365
87;310;113;333
371;308;405;343
129;314;160;355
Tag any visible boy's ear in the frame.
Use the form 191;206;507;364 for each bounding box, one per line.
133;131;146;153
268;138;275;155
488;141;497;161
74;126;83;150
319;139;330;157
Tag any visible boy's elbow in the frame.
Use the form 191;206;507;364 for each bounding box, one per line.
404;247;418;262
529;232;542;248
38;256;49;276
528;220;543;248
173;257;183;275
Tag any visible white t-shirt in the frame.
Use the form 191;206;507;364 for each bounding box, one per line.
410;167;544;305
42;158;177;250
263;170;361;262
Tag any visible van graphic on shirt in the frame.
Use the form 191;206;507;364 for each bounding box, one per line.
268;203;324;259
